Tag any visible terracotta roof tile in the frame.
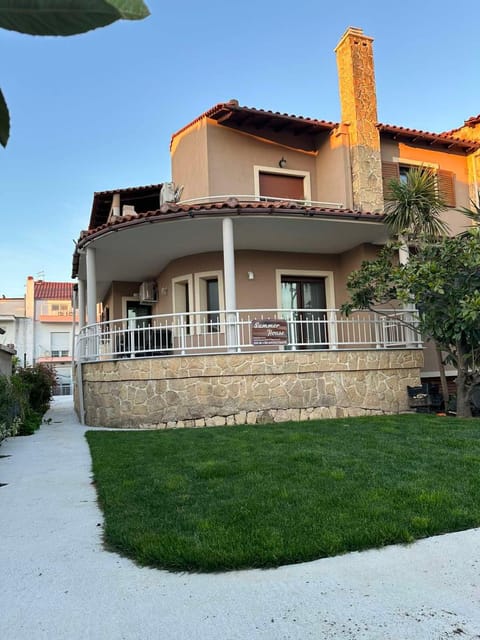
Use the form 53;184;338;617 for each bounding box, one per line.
377;123;480;151
443;114;480;136
170;101;337;149
34;281;74;300
79;198;381;238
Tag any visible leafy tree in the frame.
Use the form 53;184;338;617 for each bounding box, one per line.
0;0;150;147
342;224;480;418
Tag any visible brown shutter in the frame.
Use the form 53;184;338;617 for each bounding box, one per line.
382;161;400;200
259;173;305;200
437;170;456;207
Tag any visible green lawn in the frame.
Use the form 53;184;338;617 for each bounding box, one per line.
86;414;480;572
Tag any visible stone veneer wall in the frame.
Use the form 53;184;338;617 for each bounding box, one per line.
78;349;423;429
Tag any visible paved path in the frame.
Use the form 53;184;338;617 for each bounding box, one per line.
1;397;480;639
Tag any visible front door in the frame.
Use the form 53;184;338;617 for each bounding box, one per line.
281;276;328;348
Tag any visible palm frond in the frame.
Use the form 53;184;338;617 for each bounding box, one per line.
384;166;449;238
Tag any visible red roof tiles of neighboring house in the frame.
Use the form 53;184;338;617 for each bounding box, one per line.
34;281;74;300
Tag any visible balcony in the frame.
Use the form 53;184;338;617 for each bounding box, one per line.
38;302;76;323
76;308;421;362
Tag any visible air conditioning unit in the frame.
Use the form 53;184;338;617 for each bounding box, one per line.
139;281;157;304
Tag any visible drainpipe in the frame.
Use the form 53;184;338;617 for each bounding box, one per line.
86;247;97;326
473;151;480;207
71;285;77;393
222;217;238;351
78;279;86;329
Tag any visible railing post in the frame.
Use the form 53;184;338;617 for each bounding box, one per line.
374;314;382;349
180;314;186;355
288;310;296;350
328;310;338;350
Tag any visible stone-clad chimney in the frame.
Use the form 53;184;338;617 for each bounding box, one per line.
335;27;383;213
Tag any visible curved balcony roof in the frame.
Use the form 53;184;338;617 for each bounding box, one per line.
72;198;387;301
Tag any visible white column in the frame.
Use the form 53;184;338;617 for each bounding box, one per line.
222;217;238;351
86;247;97;326
398;234;416;346
78;279;86;329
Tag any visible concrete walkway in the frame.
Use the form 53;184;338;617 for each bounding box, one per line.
1;397;480;640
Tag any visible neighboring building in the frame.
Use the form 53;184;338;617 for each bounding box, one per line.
0;297;29;365
71;27;480;428
25;277;75;394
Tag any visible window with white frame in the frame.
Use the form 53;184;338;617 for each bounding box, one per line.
172;274;194;335
50;332;70;358
254;165;312;203
50;302;71;316
194;271;225;333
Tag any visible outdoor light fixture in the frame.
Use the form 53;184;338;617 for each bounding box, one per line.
278;157;287;168
247;271;255;280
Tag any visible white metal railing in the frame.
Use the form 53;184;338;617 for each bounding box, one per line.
76;308;421;363
177;195;344;208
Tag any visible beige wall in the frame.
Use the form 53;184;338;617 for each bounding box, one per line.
171;119;349;206
106;248;378;321
381;138;472;235
171;120;209;202
79;349;423;428
206;122;319;199
315;129;351;208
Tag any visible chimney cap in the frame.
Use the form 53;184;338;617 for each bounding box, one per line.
334;26;373;51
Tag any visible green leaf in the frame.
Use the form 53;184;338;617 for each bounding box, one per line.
0;0;150;36
0;88;10;147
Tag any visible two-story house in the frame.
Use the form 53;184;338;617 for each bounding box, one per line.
26;277;74;394
72;27;480;428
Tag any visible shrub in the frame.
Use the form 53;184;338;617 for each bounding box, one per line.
0;364;57;442
15;364;56;416
0;375;22;443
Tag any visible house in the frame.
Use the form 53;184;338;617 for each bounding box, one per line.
72;27;480;428
25;277;75;394
0;296;29;367
0;278;75;393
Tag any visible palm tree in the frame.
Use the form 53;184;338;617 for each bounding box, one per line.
384;166;450;407
384;166;449;239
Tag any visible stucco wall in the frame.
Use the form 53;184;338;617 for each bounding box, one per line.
0;345;15;377
79;349;423;428
381;138;472;234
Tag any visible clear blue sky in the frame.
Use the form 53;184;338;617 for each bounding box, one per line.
1;0;479;297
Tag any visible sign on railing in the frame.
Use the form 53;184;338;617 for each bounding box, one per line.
251;319;288;345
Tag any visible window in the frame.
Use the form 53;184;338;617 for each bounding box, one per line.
194;271;225;334
382;161;456;207
50;302;71;316
50;332;70;358
254;165;311;203
172;275;194;335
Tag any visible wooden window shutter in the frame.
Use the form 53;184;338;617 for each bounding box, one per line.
382;162;400;199
437;170;456;207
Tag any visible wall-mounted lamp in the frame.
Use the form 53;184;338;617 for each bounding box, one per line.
247;271;255;280
160;287;168;296
278;157;287;168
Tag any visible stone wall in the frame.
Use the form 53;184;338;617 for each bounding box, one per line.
78;349;423;428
